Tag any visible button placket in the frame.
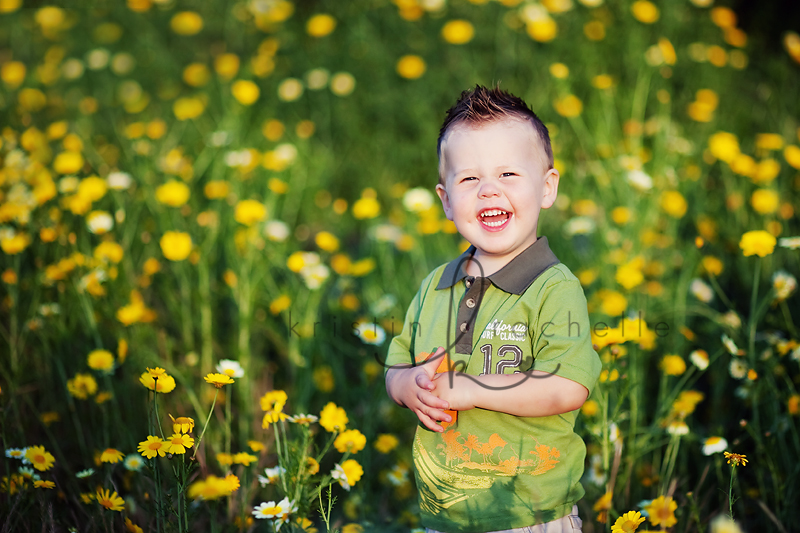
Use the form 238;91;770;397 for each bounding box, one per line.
455;277;488;354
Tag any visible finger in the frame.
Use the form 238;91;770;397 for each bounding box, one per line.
418;390;450;411
415;372;434;390
416;410;444;433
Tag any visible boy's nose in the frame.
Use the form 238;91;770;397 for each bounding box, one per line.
478;180;500;198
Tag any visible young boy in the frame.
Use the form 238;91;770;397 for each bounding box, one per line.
385;86;601;533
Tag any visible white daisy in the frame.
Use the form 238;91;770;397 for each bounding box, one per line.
702;436;728;455
216;359;245;378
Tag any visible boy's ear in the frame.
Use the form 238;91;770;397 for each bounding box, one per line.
435;183;454;221
540;168;560;209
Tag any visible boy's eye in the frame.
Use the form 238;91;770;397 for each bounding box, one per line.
461;176;477;182
501;172;516;177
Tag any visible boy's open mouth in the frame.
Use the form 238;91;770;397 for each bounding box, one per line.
479;208;511;229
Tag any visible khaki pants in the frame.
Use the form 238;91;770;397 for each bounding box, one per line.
425;505;582;533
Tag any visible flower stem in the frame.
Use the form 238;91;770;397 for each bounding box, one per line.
729;465;737;519
193;388;219;461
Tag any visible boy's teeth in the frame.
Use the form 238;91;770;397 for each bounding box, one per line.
480;209;510;227
480;209;508;217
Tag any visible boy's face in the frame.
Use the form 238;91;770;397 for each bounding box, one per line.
436;118;559;271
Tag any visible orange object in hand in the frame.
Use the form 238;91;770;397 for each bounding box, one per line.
415;349;458;430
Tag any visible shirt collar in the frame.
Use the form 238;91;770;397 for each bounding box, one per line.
436;236;560;295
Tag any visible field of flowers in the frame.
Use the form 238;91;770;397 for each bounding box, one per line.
1;0;799;531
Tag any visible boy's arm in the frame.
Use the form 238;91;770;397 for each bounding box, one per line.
431;370;588;417
386;348;453;433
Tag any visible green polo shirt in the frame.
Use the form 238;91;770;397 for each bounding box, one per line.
386;237;601;533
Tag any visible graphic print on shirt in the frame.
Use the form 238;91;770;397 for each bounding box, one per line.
415;431;562;515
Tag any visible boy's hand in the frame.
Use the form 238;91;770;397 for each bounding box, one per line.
431;372;477;412
385;348;453;433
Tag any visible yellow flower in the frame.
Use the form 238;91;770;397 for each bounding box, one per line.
67;373;98;399
139;367;176;393
1;233;31;255
100;448;124;464
138;436;166;459
612;510;646;533
593;492;613;523
644;495;677;528
396;55;426;79
182;63;210;87
374;434;399;454
232;452;258;466
723;451;748;466
320;402;348;432
169;414;195;434
1;61;26;88
156;181;190;207
125;518;144;533
549;63;569;79
659;38;677;65
701;256;723;276
787;394;800;415
352;197;380;219
216;452;233;466
660;354;686;376
708;132;740;163
96;488;125;512
660;190;688;218
232;80;260;105
204;373;234;388
307;14;336;37
341;459;363;488
334;429;367;454
269;295;291;315
25;446;55;471
315;231;340;252
214;53;240;80
173;97;206;120
248;440;265;452
554;95;583;118
166;433;194;454
615;258;645;290
756;133;784;151
710;6;736;28
782;144;800;170
739;230;776;257
160;231;192;261
631;0;659;23
591;74;614;90
581;399;599;416
750;189;779;214
171;11;203;35
234;199;267;226
79;176;108;202
34;480;55;489
87;350;114;372
441;20;474;44
53;151;84;174
596;289;627;316
204;180;230;199
188;475;239;500
752;158;780;184
526;18;557;42
94;241;124;264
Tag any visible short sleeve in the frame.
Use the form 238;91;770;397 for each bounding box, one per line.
531;278;601;394
384;268;440;374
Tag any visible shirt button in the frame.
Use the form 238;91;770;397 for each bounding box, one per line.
460;322;468;333
466;298;475;308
